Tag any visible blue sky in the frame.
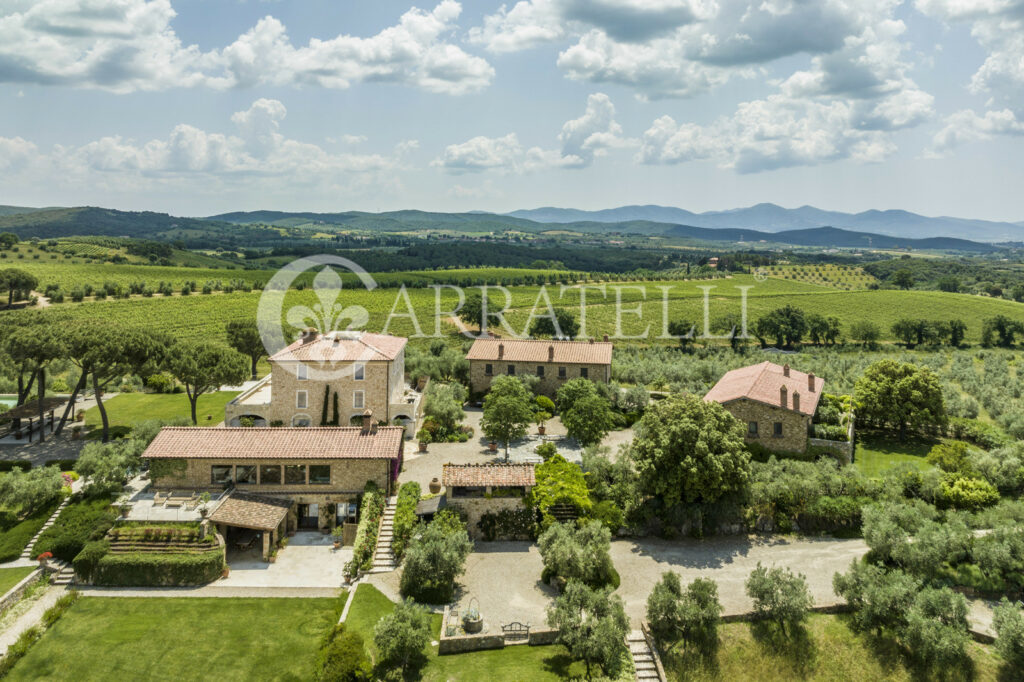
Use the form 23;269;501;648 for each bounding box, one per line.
1;0;1023;221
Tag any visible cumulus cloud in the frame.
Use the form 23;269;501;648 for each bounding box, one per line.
640;96;902;174
0;0;493;94
929;109;1024;156
7;99;398;198
471;0;912;101
434;92;630;173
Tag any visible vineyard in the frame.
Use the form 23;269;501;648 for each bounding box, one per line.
6;273;1023;346
763;263;878;290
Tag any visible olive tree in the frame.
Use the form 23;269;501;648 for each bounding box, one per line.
745;563;812;635
547;581;629;679
373;598;431;676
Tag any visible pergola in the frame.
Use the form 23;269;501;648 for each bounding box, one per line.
0;397;73;442
209;492;291;560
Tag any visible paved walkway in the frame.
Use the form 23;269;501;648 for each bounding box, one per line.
221;532;352;588
76;586;341;598
0;584;67;656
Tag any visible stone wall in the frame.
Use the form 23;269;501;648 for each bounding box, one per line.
469;359;610;397
0;568;42;615
445;495;527;540
150;457;391;494
721;398;810;453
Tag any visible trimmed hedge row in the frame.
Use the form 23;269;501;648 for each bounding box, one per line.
90;549;224;586
345;482;384;577
34;497;117;562
390;481;421;562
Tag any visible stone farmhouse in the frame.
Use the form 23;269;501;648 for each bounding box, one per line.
143;418;404;557
225;330;421;435
703;361;824;453
441;463;535;540
466;338;613;398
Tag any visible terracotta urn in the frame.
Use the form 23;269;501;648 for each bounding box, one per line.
538;426;546;435
488;441;498;452
418;441;428;453
429;477;441;494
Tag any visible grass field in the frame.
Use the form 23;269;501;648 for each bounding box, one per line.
0;566;36;595
0;502;60;563
853;432;936;477
661;613;1003;681
6;273;1023;347
83;391;241;431
345;584;601;681
5;597;340;681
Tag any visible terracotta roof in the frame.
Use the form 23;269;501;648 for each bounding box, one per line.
703;361;824;417
209;492;290;531
269;331;406;363
442;463;535;487
143;426;404;460
466;339;612;365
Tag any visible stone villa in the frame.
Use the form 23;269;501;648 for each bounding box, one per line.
143;418;404;557
466;338;613;398
225;330;421;435
703;361;824;453
441;463;535;540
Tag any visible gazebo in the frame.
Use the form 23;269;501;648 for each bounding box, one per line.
0;397;73;442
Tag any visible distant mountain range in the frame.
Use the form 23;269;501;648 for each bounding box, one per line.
506;204;1024;242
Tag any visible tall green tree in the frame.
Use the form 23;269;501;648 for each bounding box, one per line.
561;393;614;446
667;318;697;351
745;563;813;635
399;516;472;603
547;581;629;679
632;394;751;509
832;561;920;636
993;598;1024;670
849;320;881;349
373;598;431;676
164;341;249;425
481;375;534;458
225;320;266;380
982;315;1024;347
4;324;63;442
86;326;169;442
529;308;579;339
855;359;946;440
0;268;38;306
753;305;806;348
893;269;915;289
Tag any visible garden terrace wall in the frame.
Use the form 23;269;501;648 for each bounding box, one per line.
438;605;561;654
0;568;43;615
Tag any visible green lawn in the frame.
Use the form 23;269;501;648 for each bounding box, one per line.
0;501;60;563
84;391;241;431
345;584;599;681
662;613;1004;681
5;597;341;681
0;566;36;595
853;432;936;478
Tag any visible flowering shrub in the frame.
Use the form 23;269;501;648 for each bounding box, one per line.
36;551;53;561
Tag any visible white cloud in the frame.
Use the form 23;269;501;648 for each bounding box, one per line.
7;99;398;198
929;109;1024;156
434;92;630;173
471;0;910;100
640;95;901;173
0;0;493;95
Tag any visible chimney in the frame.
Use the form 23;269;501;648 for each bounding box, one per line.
780;385;788;408
782;363;790;377
588;338;594;344
808;372;816;392
497;343;504;359
792;391;800;412
548;345;554;361
302;327;318;344
361;409;372;432
603;334;609;342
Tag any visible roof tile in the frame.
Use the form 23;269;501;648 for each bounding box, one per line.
703;361;824;416
143;426;404;460
442;463;535;487
466;339;612;365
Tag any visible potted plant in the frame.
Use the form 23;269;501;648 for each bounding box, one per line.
331;525;344;549
488;441;498;452
534;410;551;436
416;428;430;453
267;549;277;564
115;493;131;518
197;492;211;518
36;551;53;568
222;565;230;578
462;600;483;634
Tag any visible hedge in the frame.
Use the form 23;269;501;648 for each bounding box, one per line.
0;501;59;563
89;549;224;586
390;481;421;562
43;459;78;472
33;497;118;562
0;461;32;473
344;482;385;577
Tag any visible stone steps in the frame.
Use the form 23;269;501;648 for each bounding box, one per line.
370;496;398;573
50;559;75;586
21;497;70;560
627;631;664;682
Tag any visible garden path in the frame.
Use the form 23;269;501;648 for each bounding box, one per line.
0;584;67;656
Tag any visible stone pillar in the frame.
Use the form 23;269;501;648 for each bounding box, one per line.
262;531;271;560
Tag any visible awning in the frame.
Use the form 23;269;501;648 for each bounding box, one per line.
209;492;291;532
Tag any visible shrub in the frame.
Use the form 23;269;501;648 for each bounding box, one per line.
33;497;118;562
345;482;384;577
399;515;472;603
528;454;592;528
0;466;65;516
535;441;558;461
745;562;812;633
0;461;31;473
477;507;536;541
91;549;224;586
536;395;556;414
0;502;59;563
374;598;431;676
538;521;616;590
72;539;110;583
316;624;371;681
902;587;970;669
590;500;624;534
833;561;919;635
390;481;421;562
993;598;1024;670
940;474;1000;510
